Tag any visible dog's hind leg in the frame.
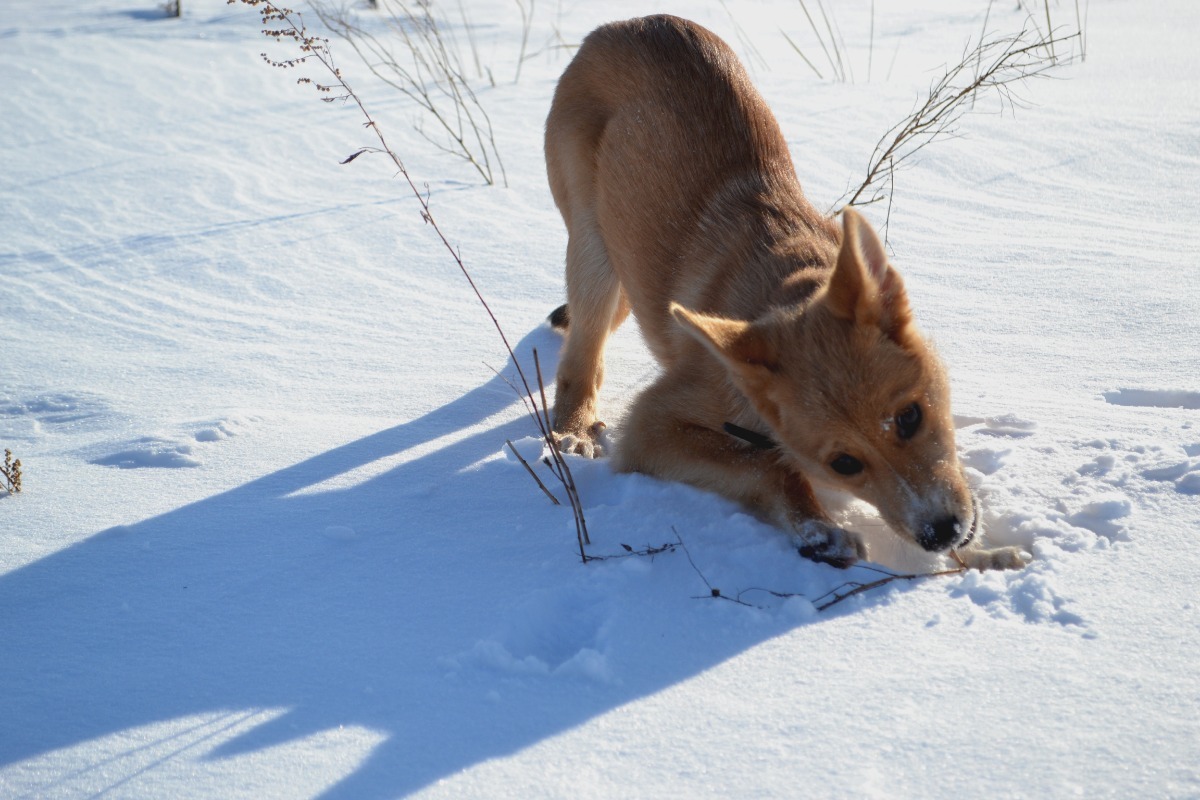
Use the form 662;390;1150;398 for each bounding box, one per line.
614;373;867;567
550;210;626;457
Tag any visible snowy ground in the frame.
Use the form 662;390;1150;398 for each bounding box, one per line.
2;0;1198;797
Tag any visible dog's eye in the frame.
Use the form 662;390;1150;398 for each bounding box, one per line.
895;403;922;440
830;454;864;476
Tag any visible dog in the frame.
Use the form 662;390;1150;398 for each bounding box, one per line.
543;14;1027;571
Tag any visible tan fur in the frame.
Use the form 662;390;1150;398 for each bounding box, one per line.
544;15;1027;570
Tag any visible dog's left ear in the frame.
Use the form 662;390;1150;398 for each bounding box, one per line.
670;304;783;424
825;208;914;345
670;304;778;374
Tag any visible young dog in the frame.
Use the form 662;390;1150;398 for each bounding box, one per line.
544;15;1027;570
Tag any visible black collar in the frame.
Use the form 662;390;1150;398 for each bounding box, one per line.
723;421;777;450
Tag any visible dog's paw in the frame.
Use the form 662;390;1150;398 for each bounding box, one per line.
955;545;1031;571
794;520;867;569
552;422;607;459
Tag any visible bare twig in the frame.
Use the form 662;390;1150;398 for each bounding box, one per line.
867;0;874;83
455;0;484;81
1077;0;1088;61
719;0;767;74
795;0;840;81
821;0;853;83
235;0;586;558
781;29;824;80
513;0;533;82
506;439;560;505
584;541;678;562
532;348;555;444
840;25;1080;210
674;527;759;607
534;349;590;554
309;0;506;186
885;37;900;82
675;523;971;613
514;0;578;66
973;0;996;105
814;565;965;611
1043;0;1056;62
814;0;847;82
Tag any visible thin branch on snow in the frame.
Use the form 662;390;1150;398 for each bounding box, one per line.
506;439;560;506
812;564;965;611
678;519;968;612
234;0;590;561
583;541;679;562
676;529;760;608
308;0;506;186
839;25;1082;212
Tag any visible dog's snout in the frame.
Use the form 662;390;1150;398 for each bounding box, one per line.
920;515;962;551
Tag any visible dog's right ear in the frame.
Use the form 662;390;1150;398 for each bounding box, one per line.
825;208;914;345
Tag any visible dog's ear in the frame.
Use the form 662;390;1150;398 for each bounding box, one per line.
670;303;782;424
825;208;914;345
670;304;778;374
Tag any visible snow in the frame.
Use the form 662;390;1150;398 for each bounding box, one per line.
2;0;1198;797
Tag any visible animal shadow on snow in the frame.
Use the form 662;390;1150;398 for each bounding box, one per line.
0;325;909;798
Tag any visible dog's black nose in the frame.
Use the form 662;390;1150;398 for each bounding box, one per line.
921;516;962;551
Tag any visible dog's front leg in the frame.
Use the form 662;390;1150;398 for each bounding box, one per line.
615;384;866;567
774;469;868;568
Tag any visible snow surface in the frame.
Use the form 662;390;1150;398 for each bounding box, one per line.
2;0;1198;797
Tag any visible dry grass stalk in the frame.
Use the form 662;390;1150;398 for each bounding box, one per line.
672;527;759;607
1042;0;1055;61
688;554;968;612
572;541;677;563
2;449;22;495
1017;0;1089;62
534;349;590;554
506;439;560;505
793;0;843;81
454;0;486;83
513;0;534;82
1076;0;1088;61
813;564;966;611
867;0;874;82
785;0;876;84
310;0;506;186
233;0;590;560
679;529;971;612
818;0;852;83
509;0;579;80
841;25;1081;210
781;29;824;80
718;0;767;74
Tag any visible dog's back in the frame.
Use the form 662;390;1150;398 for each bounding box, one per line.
546;15;838;364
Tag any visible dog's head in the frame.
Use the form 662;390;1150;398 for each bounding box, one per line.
672;208;975;553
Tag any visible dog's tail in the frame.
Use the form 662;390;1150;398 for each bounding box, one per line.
548;303;570;333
